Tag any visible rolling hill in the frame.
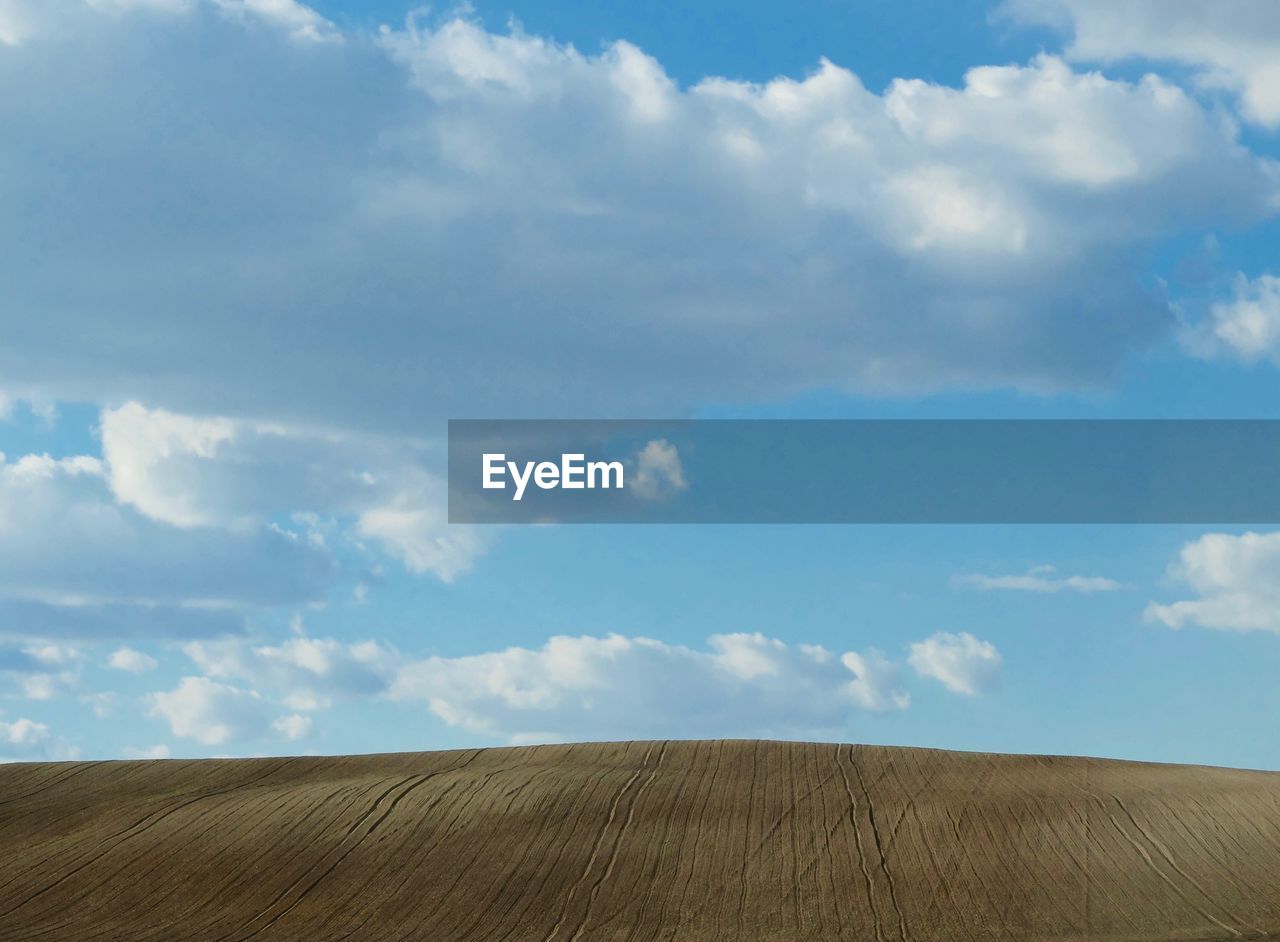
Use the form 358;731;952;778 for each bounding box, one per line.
2;740;1279;940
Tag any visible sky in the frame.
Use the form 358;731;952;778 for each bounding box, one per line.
2;0;1280;769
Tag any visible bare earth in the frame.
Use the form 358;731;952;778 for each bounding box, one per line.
1;741;1279;941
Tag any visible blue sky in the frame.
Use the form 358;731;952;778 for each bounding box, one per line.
2;0;1280;769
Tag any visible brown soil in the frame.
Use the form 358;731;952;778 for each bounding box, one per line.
1;740;1278;940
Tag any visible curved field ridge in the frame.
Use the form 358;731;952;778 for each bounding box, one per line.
2;741;1280;940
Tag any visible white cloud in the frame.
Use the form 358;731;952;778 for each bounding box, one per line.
21;674;65;700
0;715;78;761
0;0;42;45
0;642;82;700
212;0;337;44
0;717;48;746
1007;0;1280;128
25;643;81;665
0;8;1272;434
100;403;240;528
2;4;1279;697
148;637;396;745
354;473;487;582
107;645;158;673
272;712;311;740
0;448;334;636
628;439;688;501
183;635;396;711
143;627;1009;747
954;565;1124;593
1145;531;1280;632
147;676;267;745
6;0;335;44
1185;273;1280;363
908;632;1002;696
101;402;485;581
390;632;910;743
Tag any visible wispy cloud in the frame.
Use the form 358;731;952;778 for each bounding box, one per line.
953;565;1125;594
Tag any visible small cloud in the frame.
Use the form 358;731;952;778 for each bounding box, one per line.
28;399;57;425
953;565;1124;594
10;645;83;701
1146;530;1280;632
107;646;159;674
25;643;82;665
1183;273;1280;364
183;635;397;711
908;632;1002;696
84;691;118;718
629;439;688;501
355;480;487;582
272;713;312;741
0;716;78;761
0;717;49;747
21;675;62;700
146;676;266;746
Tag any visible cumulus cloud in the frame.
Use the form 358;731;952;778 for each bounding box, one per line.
101;402;485;581
0;5;1274;644
908;632;1002;696
141;627;1007;747
147;635;398;746
628;439;688;501
0;715;78;761
0;642;81;700
18;644;81;699
4;4;1280;750
954;565;1124;593
147;676;268;745
0;717;48;753
0;6;1273;435
1185;273;1280;363
1145;531;1280;631
1008;0;1280;128
107;645;158;673
184;635;397;711
390;632;910;743
353;473;486;581
272;713;311;740
0;449;333;637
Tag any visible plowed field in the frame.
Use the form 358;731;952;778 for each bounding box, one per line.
2;740;1278;940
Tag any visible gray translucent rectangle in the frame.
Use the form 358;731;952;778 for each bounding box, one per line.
448;420;1280;524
